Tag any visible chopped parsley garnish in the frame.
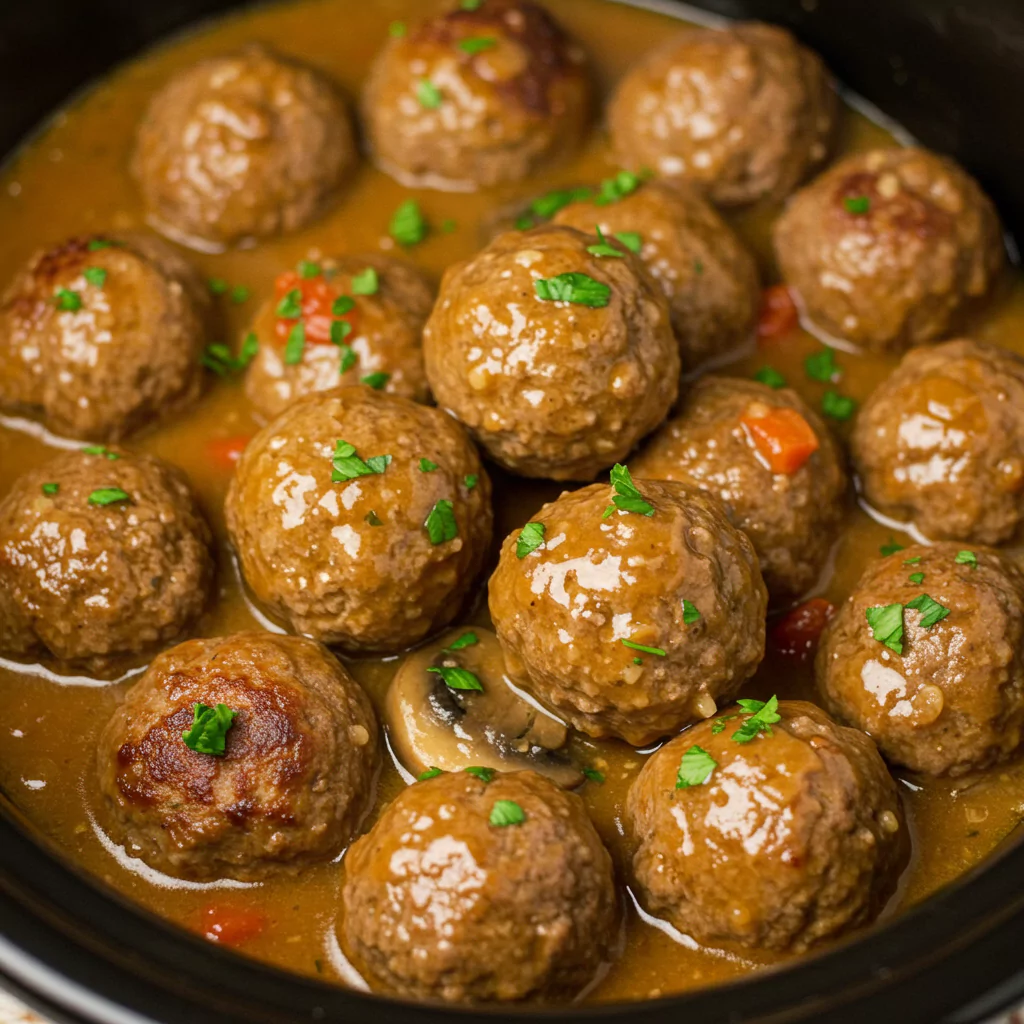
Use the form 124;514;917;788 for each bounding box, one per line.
755;366;787;389
956;550;978;569
428;664;484;691
418;766;443;780
464;474;478;490
586;225;626;259
337;344;357;373
83;267;107;288
903;556;922;565
389;20;406;37
283;321;306;365
906;593;951;629
908;572;925;585
419;458;438;473
822;391;856;421
710;715;736;735
622;639;666;657
594;169;643;206
330;295;354;317
331;320;352;344
361;371;390;390
446;631;479;651
804;347;840;383
82;444;120;460
459;36;497;54
182;702;237;757
331;440;392;482
515;214;535;230
880;538;905;557
365;510;383;526
208;277;228;295
416;79;443;109
675;745;717;788
682;599;701;625
489;799;525;827
202;333;259;376
425;499;458;544
88;487;130;507
41;482;59;496
465;765;495;782
603;463;653;517
516;521;545;558
614;231;643;253
529;187;592;219
582;767;605;784
230;285;250;304
461;0;483;9
87;238;116;251
276;288;302;318
844;195;871;214
298;260;321;279
54;287;81;312
534;272;611;307
866;603;904;654
732;695;781;743
351;267;379;296
390;199;428;247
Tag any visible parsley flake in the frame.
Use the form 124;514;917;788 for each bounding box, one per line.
419;458;438;473
676;745;718;788
822;390;857;421
416;79;443;109
87;239;116;252
362;371;390;390
732;695;781;743
614;231;643;253
805;347;840;383
351;267;379;296
428;665;483;691
425;499;458;544
283;321;306;365
331;320;352;345
594;169;643;206
903;556;922;565
88;487;130;507
866;603;904;654
82;445;120;460
535;272;611;307
516;521;545;558
465;766;495;782
446;631;479;651
530;187;592;219
83;266;107;288
908;572;925;585
182;702;237;756
710;715;737;735
755;366;787;389
586;225;626;259
337;344;357;373
418;766;444;780
582;767;605;784
489;799;526;827
906;593;951;629
682;599;701;625
41;482;59;496
459;36;497;54
276;288;303;319
201;333;259;376
390;199;429;247
880;538;905;557
956;550;978;569
603;463;653;517
230;285;250;304
464;474;478;490
365;510;383;526
298;259;321;279
54;287;81;312
207;277;228;295
844;195;871;214
622;638;666;657
331;440;392;482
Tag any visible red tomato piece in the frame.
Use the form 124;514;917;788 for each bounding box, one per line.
740;405;820;475
757;284;799;340
197;904;267;947
273;270;359;347
207;435;252;471
771;598;836;659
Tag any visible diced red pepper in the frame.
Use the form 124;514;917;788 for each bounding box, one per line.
273;270;359;347
206;435;252;471
757;285;799;341
741;405;820;475
197;904;267;947
771;598;836;659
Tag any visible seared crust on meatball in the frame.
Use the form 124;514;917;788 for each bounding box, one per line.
362;0;592;190
0;448;213;671
852;340;1024;544
341;769;617;1003
627;701;905;951
424;225;678;481
609;23;836;206
245;254;433;418
633;377;847;599
817;543;1024;776
0;233;210;441
97;632;380;881
553;180;759;366
775;149;1005;352
133;45;356;249
489;477;767;745
225;386;492;652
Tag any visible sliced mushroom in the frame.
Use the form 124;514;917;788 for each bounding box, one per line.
385;627;583;788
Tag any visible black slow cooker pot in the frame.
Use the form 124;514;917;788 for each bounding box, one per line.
2;1;1024;1021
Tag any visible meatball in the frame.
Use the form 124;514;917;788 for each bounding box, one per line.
852;340;1024;544
225;386;492;652
340;769;616;1002
774;148;1005;352
424;225;678;481
817;543;1024;776
489;474;767;745
608;23;835;206
632;376;847;600
362;0;592;190
627;700;905;951
97;632;379;881
244;254;433;418
553;180;759;366
0;233;210;441
133;45;356;249
0;447;213;671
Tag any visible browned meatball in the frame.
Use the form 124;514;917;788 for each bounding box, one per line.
489;475;766;745
97;632;379;881
774;149;1005;352
553;180;759;366
628;700;905;951
424;225;678;481
632;377;847;600
340;769;616;1003
244;255;433;418
133;46;356;249
226;386;492;652
817;543;1024;776
852;340;1024;544
609;23;835;206
0;233;210;441
0;448;213;672
362;0;591;190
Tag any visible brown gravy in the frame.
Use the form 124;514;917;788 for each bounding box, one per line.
1;0;1024;1005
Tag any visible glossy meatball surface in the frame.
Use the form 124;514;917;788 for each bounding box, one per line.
609;23;835;206
628;700;904;951
362;0;591;190
817;543;1024;776
632;377;846;600
553;180;759;366
852;340;1024;544
489;476;767;745
133;45;356;248
341;769;616;1003
774;149;1005;352
424;225;678;481
0;448;213;672
97;632;379;881
244;254;433;418
226;386;492;652
0;233;209;441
